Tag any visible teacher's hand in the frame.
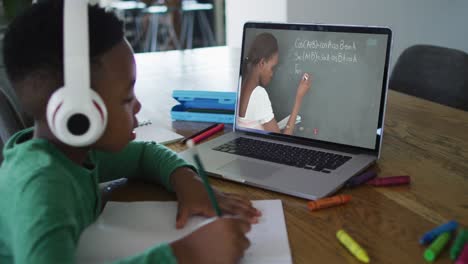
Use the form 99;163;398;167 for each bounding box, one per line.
296;72;312;99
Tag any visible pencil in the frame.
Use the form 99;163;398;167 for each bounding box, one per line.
187;140;222;216
181;123;219;144
191;123;224;144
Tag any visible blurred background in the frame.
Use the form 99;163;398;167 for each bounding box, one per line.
0;0;226;54
98;0;225;52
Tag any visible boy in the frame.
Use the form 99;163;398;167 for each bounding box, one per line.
0;2;260;263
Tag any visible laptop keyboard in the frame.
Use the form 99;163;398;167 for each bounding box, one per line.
212;137;352;173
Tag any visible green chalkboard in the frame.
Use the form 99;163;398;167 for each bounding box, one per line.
241;28;389;149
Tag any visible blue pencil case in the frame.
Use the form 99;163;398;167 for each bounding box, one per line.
171;90;237;123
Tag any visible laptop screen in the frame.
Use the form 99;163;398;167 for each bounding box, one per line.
236;23;392;151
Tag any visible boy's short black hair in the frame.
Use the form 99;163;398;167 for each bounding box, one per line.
2;0;124;118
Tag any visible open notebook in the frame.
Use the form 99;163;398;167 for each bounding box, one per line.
76;200;292;264
134;120;183;145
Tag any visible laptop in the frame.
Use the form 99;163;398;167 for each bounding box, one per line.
179;22;392;200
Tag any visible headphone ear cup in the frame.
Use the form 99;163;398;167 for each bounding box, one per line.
46;87;108;146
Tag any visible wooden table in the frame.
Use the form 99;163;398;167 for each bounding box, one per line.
112;46;468;263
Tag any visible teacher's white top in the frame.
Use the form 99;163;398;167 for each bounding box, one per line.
237;86;275;130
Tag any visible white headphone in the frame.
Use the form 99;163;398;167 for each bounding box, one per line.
46;0;107;147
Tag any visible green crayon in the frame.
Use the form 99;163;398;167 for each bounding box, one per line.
424;232;451;262
450;229;468;260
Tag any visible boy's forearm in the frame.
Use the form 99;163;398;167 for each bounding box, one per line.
113;142;196;191
169;167;202;194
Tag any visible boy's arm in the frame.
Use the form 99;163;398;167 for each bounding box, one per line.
12;169;180;264
13;171;84;264
111;244;177;264
94;141;195;191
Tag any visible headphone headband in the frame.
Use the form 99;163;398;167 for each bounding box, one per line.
46;0;108;147
64;0;90;99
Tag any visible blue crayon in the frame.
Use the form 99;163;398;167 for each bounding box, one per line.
346;171;377;188
419;220;458;245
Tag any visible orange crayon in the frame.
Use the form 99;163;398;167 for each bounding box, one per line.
307;194;352;211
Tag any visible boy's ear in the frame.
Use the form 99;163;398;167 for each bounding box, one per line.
259;58;266;67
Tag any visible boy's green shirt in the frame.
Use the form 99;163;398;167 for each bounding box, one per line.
0;128;193;264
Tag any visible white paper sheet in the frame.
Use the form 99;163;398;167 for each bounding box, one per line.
76;200;292;264
134;121;183;145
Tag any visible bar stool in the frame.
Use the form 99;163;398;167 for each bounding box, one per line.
109;1;147;51
179;1;216;49
143;5;182;51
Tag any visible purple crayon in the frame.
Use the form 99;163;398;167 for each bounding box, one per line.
346;171;377;188
455;244;468;264
366;175;410;186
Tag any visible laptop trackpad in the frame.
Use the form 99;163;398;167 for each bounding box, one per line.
217;159;279;180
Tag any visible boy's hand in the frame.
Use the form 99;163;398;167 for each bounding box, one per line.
170;217;251;264
170;167;262;229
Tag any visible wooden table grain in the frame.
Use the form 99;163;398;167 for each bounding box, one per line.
111;46;468;264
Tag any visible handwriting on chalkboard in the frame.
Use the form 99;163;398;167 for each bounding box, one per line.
294;38;357;50
294;51;358;63
292;38;359;75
